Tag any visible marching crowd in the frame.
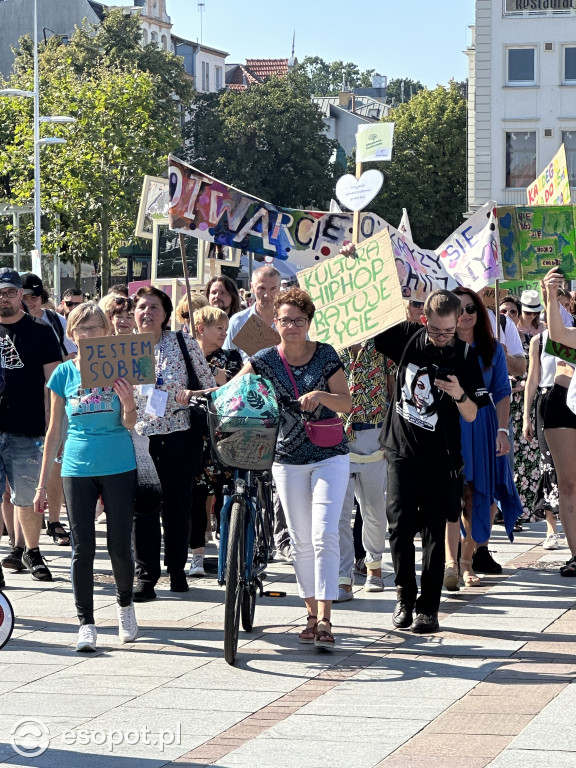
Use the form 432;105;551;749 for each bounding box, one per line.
0;261;575;653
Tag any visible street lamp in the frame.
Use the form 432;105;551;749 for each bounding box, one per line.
0;0;75;279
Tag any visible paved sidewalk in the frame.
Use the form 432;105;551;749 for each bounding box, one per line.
0;521;575;767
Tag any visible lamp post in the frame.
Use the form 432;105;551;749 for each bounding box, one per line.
0;0;75;281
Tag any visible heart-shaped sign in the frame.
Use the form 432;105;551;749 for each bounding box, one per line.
335;169;384;212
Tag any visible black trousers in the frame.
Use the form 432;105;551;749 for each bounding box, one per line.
386;453;449;615
133;428;202;586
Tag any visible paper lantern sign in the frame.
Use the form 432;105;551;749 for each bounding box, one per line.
79;333;156;389
335;170;384;212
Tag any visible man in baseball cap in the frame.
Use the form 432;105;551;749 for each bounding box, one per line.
0;268;22;290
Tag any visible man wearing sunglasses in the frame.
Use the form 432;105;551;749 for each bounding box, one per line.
58;288;84;318
375;289;490;634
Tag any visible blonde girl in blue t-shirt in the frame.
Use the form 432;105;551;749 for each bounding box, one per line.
34;303;138;653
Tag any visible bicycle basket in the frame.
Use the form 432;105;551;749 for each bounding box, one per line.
207;404;280;470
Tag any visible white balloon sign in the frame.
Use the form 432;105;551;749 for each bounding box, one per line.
335;170;384;212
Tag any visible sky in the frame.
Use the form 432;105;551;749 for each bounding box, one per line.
114;0;476;87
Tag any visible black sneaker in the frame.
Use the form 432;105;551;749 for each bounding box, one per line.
472;545;502;574
0;563;5;589
170;572;189;593
133;582;157;602
22;548;52;582
2;546;26;572
392;600;414;629
411;612;440;634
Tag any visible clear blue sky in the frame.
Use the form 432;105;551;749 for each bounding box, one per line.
114;0;476;87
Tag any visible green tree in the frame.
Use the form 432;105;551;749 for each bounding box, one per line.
386;77;425;105
300;56;376;96
365;82;466;249
1;8;191;291
183;70;338;208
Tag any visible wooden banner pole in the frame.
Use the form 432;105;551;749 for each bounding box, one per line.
352;159;363;245
494;278;501;341
178;233;196;339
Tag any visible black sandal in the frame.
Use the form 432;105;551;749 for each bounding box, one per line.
560;556;576;577
314;619;335;651
46;522;71;546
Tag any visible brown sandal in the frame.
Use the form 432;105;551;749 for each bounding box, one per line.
298;615;317;644
314;619;335;651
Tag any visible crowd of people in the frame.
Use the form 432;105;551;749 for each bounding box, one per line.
0;260;575;653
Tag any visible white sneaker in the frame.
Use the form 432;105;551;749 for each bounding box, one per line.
364;574;384;592
335;585;354;603
76;624;97;652
278;544;293;563
543;534;560;550
117;603;138;643
188;554;206;577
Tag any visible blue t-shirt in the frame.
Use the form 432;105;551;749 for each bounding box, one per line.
47;360;136;477
250;343;348;465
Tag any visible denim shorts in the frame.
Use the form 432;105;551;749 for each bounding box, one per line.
0;432;44;507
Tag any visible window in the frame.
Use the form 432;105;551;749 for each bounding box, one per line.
176;43;195;76
565;47;576;82
563;131;576;186
215;65;223;91
142;29;148;45
202;61;210;91
150;31;158;44
507;48;536;85
506;131;537;188
161;35;167;50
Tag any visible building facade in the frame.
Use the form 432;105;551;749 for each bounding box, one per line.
467;0;576;211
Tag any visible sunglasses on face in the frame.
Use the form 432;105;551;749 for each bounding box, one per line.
409;301;424;309
64;301;82;308
524;310;539;316
500;308;518;316
114;296;127;305
462;305;478;315
181;312;189;319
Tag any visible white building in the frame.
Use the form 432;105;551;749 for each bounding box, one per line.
466;0;576;211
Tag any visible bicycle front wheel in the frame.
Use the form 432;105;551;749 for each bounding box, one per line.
224;499;245;665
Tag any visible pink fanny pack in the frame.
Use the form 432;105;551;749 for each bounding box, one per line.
277;346;344;448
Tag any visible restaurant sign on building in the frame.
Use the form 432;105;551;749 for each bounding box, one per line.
505;0;576;14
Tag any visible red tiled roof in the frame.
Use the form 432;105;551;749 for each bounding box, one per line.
245;59;289;79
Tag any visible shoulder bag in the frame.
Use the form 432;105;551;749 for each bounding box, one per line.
277;345;344;448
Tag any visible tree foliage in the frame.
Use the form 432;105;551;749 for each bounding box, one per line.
2;9;192;290
362;83;466;250
182;70;338;209
299;56;377;96
385;77;425;105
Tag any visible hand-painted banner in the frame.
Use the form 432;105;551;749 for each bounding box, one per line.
527;144;571;207
545;336;576;366
498;205;576;280
500;279;543;305
356;122;394;163
167;156;387;269
297;230;405;350
435;202;502;292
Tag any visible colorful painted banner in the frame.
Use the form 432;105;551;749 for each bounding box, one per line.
297;230;405;350
497;205;576;280
167;156;387;269
356;122;394;163
435;202;502;292
527;145;571;207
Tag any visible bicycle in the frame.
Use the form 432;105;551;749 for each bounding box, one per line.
182;394;295;665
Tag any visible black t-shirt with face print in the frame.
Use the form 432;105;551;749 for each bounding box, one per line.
375;322;490;464
0;313;62;437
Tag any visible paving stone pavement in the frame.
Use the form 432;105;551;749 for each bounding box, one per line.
0;520;575;767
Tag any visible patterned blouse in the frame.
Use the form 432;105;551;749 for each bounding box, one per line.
339;339;395;436
135;331;216;437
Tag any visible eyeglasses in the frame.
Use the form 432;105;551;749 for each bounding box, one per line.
181;312;189;319
523;310;539;316
114;296;127;305
500;308;518;316
75;324;104;334
427;329;456;338
409;301;424;308
462;305;478;315
0;288;19;299
64;300;82;308
276;317;308;327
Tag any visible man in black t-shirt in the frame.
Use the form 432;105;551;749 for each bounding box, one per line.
0;269;61;585
375;289;489;634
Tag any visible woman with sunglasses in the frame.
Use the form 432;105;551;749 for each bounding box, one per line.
109;297;136;336
498;294;541;526
443;287;522;590
517;290;546;338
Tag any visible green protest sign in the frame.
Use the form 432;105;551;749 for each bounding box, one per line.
500;279;543;304
545;336;576;366
297;230;405;351
356;123;394;163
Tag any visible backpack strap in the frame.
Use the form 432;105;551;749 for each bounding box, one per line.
176;330;200;391
499;312;507;335
45;310;67;357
